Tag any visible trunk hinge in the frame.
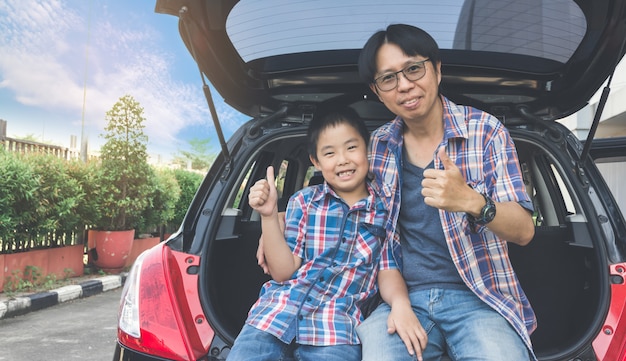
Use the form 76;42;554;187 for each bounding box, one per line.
579;32;626;169
179;6;232;172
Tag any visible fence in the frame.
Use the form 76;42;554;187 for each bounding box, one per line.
0;230;85;254
0;119;81;160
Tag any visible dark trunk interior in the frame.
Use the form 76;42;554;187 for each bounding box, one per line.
204;136;602;359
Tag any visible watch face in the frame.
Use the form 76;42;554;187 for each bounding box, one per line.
484;206;496;222
479;195;496;224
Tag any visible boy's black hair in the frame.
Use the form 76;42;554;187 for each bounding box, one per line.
358;24;441;85
307;108;369;162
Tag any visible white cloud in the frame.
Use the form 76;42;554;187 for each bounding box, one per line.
0;0;241;158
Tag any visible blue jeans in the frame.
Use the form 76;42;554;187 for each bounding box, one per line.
226;324;362;361
356;288;531;361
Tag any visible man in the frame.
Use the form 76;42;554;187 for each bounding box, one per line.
355;24;536;361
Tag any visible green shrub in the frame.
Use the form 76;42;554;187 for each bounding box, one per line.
137;167;181;235
169;169;203;232
65;159;102;229
25;154;85;245
0;149;40;250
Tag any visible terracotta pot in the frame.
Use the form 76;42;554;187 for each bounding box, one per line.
126;237;160;267
88;229;135;274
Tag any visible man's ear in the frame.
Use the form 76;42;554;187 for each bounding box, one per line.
369;84;381;101
435;61;442;86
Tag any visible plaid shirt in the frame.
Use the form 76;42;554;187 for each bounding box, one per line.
245;180;388;346
371;96;537;358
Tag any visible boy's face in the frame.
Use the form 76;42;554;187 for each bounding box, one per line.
310;122;369;202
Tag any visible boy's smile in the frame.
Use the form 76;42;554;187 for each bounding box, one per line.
311;122;369;206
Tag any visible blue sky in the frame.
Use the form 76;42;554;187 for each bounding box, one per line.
0;0;248;161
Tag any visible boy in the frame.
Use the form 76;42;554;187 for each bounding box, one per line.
227;109;388;361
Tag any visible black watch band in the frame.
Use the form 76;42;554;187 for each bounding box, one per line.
467;193;496;226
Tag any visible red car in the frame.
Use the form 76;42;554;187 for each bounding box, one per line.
114;1;626;360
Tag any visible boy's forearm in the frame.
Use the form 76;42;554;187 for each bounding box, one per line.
378;269;411;309
261;215;300;282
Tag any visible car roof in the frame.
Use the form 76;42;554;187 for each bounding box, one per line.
155;0;626;125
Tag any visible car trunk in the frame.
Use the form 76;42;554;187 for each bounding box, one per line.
197;116;610;360
151;0;626;359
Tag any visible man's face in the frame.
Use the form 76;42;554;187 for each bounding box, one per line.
371;43;441;124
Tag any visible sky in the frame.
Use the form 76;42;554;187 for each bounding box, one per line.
0;0;248;162
2;0;626;164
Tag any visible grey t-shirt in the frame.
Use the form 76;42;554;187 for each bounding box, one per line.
399;158;467;291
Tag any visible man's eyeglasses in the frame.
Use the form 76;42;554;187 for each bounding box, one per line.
373;59;430;92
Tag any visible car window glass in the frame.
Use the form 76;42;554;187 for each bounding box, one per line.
304;166;319;187
227;0;585;63
523;152;578;227
276;160;289;199
232;166;254;209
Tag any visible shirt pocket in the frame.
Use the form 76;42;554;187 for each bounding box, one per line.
349;223;385;265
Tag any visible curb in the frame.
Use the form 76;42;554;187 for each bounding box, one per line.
0;273;127;320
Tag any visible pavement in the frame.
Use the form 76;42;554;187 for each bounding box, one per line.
0;273;127;320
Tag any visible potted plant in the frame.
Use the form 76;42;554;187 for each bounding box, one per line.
128;168;181;266
87;95;152;273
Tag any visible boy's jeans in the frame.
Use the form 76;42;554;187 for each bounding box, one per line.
226;324;361;361
357;288;531;361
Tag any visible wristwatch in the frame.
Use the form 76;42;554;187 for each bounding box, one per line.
467;193;496;225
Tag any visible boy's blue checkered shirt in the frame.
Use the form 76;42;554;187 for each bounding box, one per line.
245;180;388;346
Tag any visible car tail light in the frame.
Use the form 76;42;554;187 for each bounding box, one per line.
117;243;214;360
119;250;145;338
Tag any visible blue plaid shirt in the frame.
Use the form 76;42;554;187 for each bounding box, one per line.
245;180;388;345
370;96;537;359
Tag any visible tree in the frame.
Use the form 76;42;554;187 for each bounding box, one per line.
95;95;151;231
172;137;216;171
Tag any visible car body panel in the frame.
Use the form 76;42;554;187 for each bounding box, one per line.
114;1;626;360
593;262;626;360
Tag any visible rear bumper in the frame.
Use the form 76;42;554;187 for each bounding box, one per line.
113;343;170;361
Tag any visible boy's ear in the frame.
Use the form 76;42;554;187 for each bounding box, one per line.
309;155;320;170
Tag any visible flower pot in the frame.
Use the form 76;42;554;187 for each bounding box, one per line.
88;229;135;274
126;236;160;267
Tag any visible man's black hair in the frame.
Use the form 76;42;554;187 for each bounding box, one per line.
307;108;369;161
358;24;441;85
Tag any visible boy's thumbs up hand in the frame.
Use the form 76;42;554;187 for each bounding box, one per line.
248;166;279;217
265;165;276;192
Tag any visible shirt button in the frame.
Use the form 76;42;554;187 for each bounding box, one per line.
307;297;312;302
342;237;346;243
298;315;304;320
319;276;325;282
